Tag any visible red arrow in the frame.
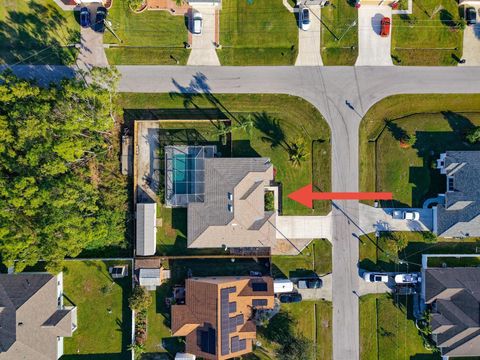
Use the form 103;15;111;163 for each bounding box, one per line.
288;184;393;208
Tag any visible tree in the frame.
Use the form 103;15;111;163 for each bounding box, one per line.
288;139;309;167
235;114;255;135
212;121;231;146
129;286;152;312
0;68;127;272
276;336;313;360
466;126;480;144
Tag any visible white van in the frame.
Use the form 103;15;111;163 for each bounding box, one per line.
273;279;294;294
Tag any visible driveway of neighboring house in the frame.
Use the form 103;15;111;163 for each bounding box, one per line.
355;5;393;66
295;273;332;301
295;4;323;66
276;215;332;241
187;6;221;65
76;5;109;70
461;21;480;66
358;203;433;234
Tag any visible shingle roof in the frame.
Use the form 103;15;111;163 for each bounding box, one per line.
0;273;75;360
187;158;276;249
436;151;480;237
425;267;480;357
136;203;157;256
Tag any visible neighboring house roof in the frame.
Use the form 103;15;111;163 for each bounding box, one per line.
0;273;76;360
136;203;157;256
171;277;274;360
436;151;480;237
424;268;480;357
187;158;276;249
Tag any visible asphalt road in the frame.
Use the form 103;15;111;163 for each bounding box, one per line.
5;64;480;360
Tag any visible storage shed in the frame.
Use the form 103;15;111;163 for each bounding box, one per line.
136;203;157;256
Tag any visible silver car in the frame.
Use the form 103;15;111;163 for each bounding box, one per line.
192;11;203;35
299;7;311;31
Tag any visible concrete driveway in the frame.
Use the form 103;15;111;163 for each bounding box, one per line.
187;6;220;66
359;203;433;233
295;274;332;301
355;5;393;66
461;20;480;66
295;5;323;66
76;5;108;70
276;215;332;240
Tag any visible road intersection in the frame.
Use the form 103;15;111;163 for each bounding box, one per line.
6;64;480;359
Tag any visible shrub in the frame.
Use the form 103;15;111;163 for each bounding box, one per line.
466;127;480;144
264;191;275;212
128;0;145;12
129;286;152;312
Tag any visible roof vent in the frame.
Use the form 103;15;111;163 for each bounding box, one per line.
228;204;233;213
227;192;233;201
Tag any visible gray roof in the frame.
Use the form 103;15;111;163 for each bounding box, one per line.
0;273;75;360
436;151;480;237
187;158;275;248
136;203;157;256
425;268;480;357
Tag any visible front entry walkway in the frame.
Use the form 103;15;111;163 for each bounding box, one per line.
295;4;323;66
187;6;221;65
355;5;393;66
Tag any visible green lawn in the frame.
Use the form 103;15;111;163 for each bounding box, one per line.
255;301;332;360
359;231;480;273
218;0;298;65
104;0;189;65
320;0;358;65
62;260;132;360
144;286;183;357
360;294;438;360
391;0;463;65
272;239;332;278
359;94;480;207
0;0;79;64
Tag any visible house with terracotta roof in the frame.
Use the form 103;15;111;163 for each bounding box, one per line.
171;276;274;359
0;273;77;360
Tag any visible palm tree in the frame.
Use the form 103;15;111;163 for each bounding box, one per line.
288;139;309;167
212;121;231;146
235;114;255;135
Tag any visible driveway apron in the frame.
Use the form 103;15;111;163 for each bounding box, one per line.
295;4;323;66
187;6;221;66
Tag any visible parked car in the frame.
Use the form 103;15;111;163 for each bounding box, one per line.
94;6;107;32
192;11;203;35
363;272;389;283
279;292;302;303
380;16;391;37
299;7;311;31
394;273;421;284
403;211;420;221
79;7;91;28
466;7;477;25
298;278;323;289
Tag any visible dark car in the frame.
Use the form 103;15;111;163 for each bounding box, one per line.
380;16;391;37
80;7;91;28
466;7;477;25
279;293;302;303
94;6;107;32
298;278;323;289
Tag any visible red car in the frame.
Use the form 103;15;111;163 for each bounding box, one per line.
380;17;391;37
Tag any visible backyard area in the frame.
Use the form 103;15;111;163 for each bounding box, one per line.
391;0;463;65
62;260;132;360
360;294;438;360
218;0;298;65
0;0;79;64
119;93;332;255
320;0;358;65
359;231;480;273
359;94;480;208
254;300;333;360
272;239;332;278
104;0;190;65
